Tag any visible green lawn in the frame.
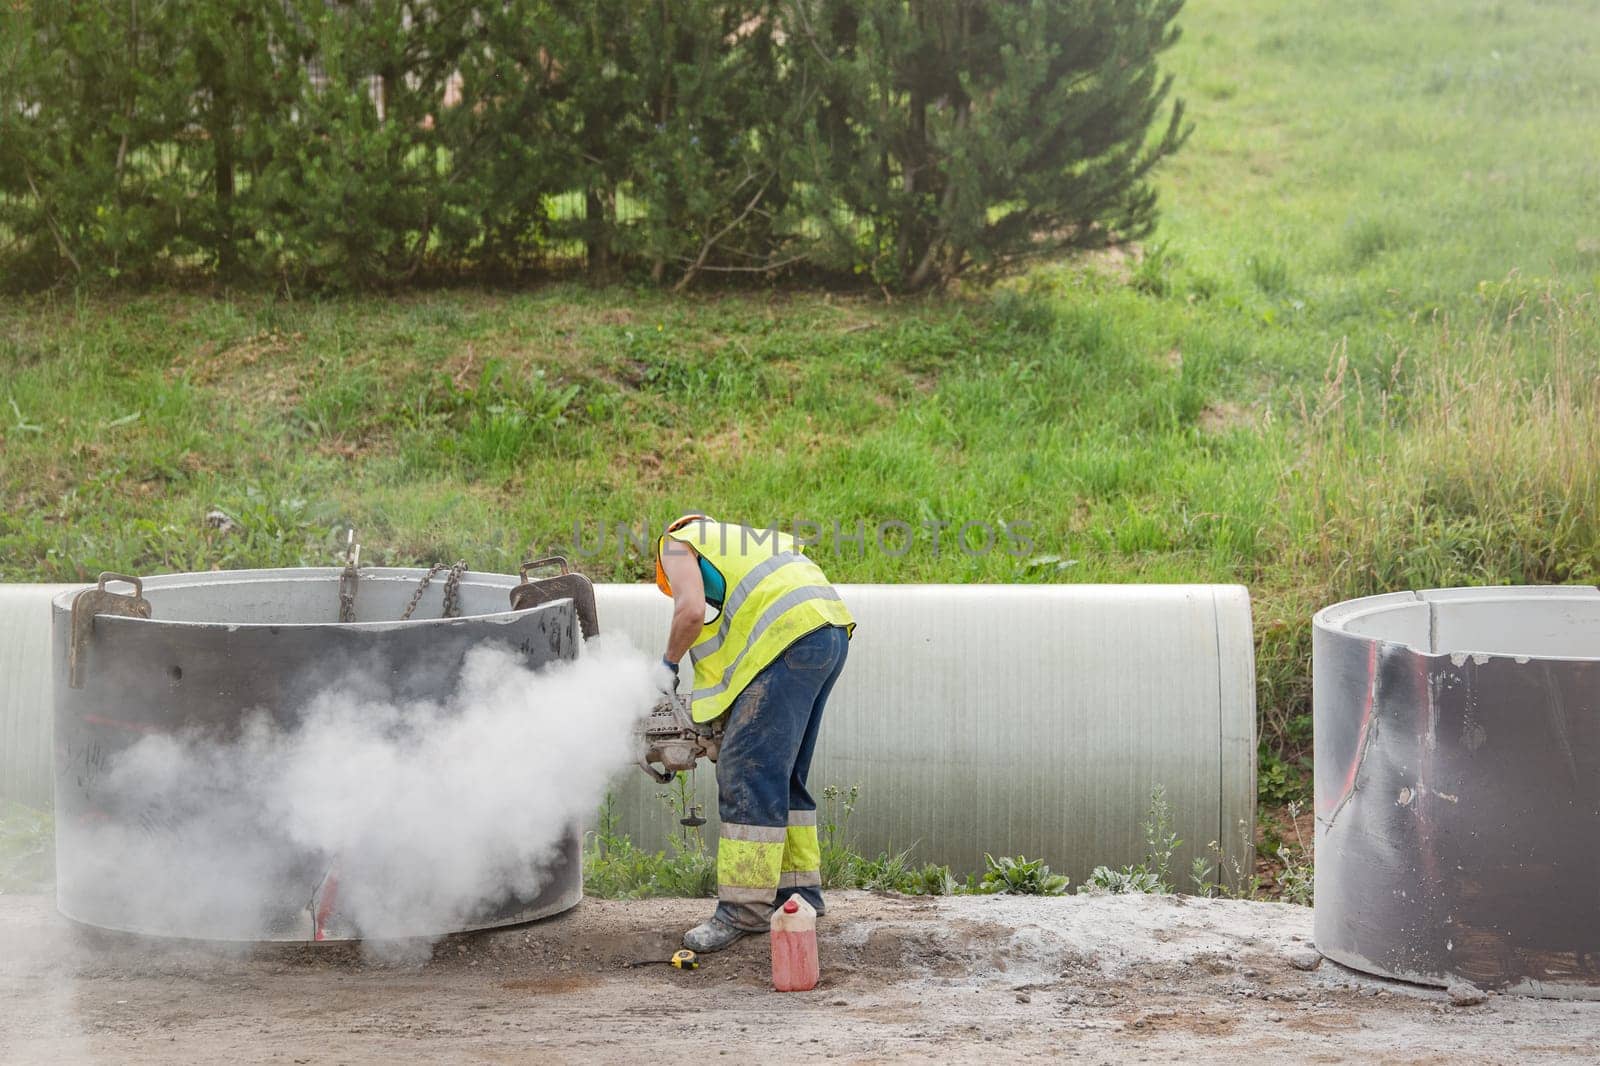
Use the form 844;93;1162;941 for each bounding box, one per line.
3;0;1598;803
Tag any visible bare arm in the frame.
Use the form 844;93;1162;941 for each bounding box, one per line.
661;539;706;666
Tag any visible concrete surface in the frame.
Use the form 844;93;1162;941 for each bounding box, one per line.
3;890;1597;1064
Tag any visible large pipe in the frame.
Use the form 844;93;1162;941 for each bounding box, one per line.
4;580;1257;891
48;568;583;942
1314;585;1600;998
0;584;81;809
598;583;1257;888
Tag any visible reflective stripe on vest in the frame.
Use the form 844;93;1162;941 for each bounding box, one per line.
690;584;843;702
658;521;854;722
691;550;803;660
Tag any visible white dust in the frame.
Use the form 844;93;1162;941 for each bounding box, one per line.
63;636;656;947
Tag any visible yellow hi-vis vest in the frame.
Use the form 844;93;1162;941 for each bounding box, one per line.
658;520;854;723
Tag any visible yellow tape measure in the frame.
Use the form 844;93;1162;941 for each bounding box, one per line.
627;948;701;970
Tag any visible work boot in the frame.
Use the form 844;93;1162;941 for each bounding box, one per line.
683;916;754;953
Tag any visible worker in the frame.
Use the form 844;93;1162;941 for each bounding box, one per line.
654;514;855;952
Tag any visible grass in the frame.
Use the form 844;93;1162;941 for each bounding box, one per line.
583;790;717;901
585;780;1274;902
4;0;1600;808
0;801;54;893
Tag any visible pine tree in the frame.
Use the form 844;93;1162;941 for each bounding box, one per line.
793;0;1191;289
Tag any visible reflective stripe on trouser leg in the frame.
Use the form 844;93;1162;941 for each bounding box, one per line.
778;870;822;890
717;823;785;918
777;809;822;910
781;809;820;886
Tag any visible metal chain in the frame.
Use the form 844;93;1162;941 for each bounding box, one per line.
400;560;467;621
399;563;448;621
441;560;467;619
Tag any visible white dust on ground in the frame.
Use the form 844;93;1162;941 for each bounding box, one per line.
4;890;1599;1064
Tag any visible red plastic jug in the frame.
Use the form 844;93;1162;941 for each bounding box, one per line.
770;897;819;992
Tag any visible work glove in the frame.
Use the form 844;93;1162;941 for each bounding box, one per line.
653;656;680;697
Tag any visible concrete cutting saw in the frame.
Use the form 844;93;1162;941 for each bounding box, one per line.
506;556;719;786
637;690;722;783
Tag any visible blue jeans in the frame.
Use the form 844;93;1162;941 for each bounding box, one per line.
712;623;849;930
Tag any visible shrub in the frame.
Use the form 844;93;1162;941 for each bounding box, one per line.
1140;783;1179;890
794;0;1191;289
0;1;1191;291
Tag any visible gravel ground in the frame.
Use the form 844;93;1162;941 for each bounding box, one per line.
3;890;1598;1064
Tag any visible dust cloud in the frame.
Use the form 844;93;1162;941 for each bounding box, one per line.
60;636;657;947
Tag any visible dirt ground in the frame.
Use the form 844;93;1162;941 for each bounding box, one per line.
3;890;1598;1064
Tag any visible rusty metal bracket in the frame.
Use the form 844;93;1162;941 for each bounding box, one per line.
510;556;598;641
69;572;152;689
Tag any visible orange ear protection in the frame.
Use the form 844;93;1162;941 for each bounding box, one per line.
654;513;712;595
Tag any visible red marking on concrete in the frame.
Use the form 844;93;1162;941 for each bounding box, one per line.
1319;641;1378;819
82;714;164;735
314;868;340;942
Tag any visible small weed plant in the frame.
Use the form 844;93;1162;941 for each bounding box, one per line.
1078;785;1181;896
582;784;715;900
816;784;957;895
819;783;861;890
1083;865;1162;895
972;854;1071;896
1273;802;1315;906
1142;785;1180;891
1193;820;1266;900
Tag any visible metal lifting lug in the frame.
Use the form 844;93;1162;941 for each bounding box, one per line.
518;556;571;580
69;572;153;689
509;556;599;641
